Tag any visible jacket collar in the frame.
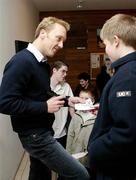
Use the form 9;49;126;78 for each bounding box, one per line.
111;51;136;71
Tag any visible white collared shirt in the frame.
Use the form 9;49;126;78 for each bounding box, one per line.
52;82;73;139
27;43;47;62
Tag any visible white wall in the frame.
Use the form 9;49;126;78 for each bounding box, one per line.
0;0;39;179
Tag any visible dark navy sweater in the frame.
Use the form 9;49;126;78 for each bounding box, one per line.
0;49;54;133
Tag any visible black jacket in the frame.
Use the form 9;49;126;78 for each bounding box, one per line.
88;52;136;180
96;65;111;97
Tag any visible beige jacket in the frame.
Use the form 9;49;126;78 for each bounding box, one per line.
66;111;96;167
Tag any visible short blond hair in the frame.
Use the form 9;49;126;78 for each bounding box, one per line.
35;16;70;38
100;14;136;49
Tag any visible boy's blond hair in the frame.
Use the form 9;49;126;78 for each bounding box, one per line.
35;16;70;38
100;14;136;49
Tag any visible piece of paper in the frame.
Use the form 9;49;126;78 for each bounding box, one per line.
75;103;95;110
91;53;100;68
75;98;94;110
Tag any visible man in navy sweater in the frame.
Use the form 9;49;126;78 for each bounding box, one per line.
0;17;90;180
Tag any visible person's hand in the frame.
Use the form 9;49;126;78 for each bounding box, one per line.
47;96;64;113
68;97;85;107
89;103;99;115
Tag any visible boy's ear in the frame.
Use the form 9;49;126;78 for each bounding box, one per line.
53;68;57;73
113;35;120;47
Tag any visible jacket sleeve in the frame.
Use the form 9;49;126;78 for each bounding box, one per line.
66;115;76;154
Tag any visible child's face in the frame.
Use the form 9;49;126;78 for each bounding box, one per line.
79;91;94;113
103;39;119;62
79;91;94;102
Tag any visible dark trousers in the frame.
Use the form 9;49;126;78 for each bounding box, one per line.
18;129;90;180
29;156;51;180
29;135;67;180
56;135;67;148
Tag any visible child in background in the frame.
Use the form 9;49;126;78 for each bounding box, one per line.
66;88;98;169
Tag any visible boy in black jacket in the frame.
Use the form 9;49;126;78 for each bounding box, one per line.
88;14;136;180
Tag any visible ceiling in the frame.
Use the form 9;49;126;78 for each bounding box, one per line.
31;0;136;11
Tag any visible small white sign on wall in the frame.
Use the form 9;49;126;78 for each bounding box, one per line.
90;53;100;68
90;52;105;80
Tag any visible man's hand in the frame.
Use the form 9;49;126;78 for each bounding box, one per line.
47;96;64;113
89;103;99;115
68;97;85;107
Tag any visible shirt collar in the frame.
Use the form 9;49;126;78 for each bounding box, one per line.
27;43;47;62
51;83;63;92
